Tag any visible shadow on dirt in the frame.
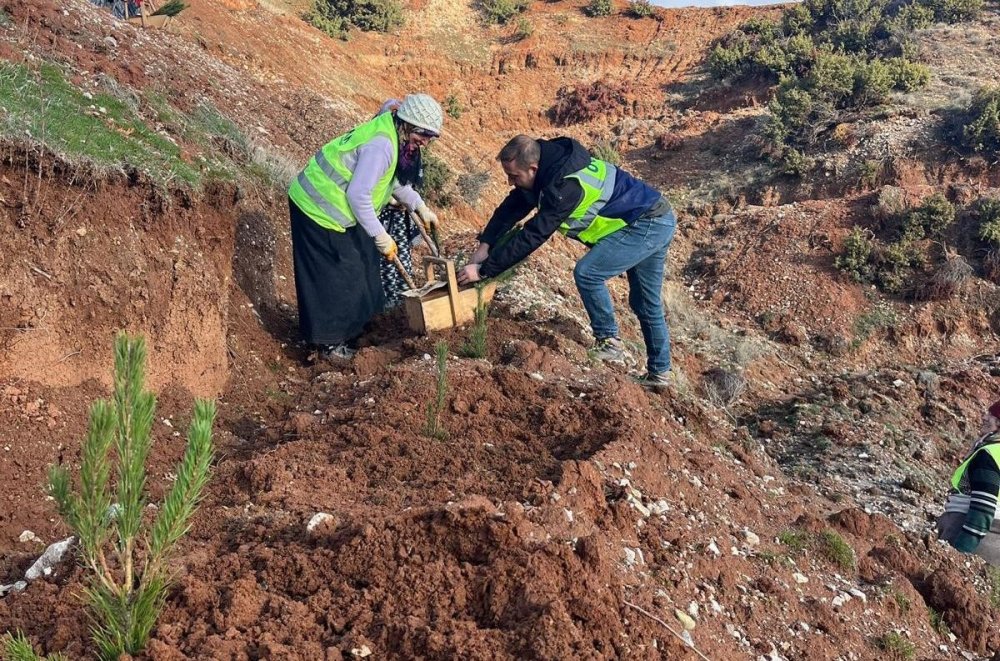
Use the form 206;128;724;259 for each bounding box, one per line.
233;210;298;346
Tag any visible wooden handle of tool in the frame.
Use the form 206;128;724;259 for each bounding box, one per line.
392;256;417;290
411;211;440;257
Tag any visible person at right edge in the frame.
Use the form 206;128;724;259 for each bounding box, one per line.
937;398;1000;565
456;134;676;389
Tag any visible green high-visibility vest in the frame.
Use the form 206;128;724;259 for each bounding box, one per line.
560;158;628;246
288;112;399;232
951;435;1000;490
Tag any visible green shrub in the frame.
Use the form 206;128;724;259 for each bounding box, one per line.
778;529;809;555
977;197;1000;246
307;0;403;34
422;151;455;207
885;57;931;92
709;42;752;79
928;607;951;636
835;226;875;282
479;0;528;24
591;140;622;165
584;0;613;17
781;3;813;34
962;86;1000;155
852;303;897;346
905;192;955;239
921;0;983;23
892;2;934;31
803;0;892;53
513;15;533;39
875;240;923;294
819;529;856;570
852;59;894;106
48;334;215;660
875;632;916;659
780;146;811;176
444;94;463;120
805;48;857;100
626;0;655;17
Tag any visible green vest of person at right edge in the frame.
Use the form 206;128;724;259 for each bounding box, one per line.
288;111;398;232
937;428;1000;566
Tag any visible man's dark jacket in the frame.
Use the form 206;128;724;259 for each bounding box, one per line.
478;137;665;278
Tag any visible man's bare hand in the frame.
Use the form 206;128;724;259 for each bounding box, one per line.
470;242;490;265
457;263;482;286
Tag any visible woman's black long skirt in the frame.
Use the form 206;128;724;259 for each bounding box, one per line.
289;197;385;346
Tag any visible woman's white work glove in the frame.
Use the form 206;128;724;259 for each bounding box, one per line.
414;202;439;231
373;232;398;262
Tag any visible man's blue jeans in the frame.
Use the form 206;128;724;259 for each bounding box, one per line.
573;210;676;374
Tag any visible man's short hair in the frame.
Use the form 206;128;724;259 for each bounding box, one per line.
497;135;540;169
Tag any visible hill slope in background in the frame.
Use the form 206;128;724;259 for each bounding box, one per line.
0;0;999;658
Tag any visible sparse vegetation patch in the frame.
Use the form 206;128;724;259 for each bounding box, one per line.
478;0;529;25
584;0;613;17
626;0;656;18
0;61;200;186
306;0;403;36
551;80;634;126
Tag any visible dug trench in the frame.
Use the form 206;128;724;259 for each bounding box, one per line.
2;153;1000;659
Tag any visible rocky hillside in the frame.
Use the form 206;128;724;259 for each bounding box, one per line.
0;0;999;659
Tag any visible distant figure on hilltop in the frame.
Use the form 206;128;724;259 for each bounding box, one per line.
456;134;676;390
937;399;1000;565
287;93;443;360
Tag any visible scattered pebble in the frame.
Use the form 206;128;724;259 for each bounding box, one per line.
24;536;75;581
674;608;696;631
306;512;335;532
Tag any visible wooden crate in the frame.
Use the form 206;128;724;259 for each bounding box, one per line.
403;257;497;334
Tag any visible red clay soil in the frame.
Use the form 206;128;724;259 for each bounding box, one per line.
2;0;1000;659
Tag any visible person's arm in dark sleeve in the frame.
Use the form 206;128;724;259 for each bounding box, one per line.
951;451;1000;553
478;190;534;247
479;178;583;278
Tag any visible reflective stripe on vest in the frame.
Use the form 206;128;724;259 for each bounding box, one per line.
951;436;1000;490
559;158;627;246
288;112;398;231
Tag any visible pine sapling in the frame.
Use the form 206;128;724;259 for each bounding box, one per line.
1;631;68;661
422;341;449;439
48;333;215;660
459;286;489;359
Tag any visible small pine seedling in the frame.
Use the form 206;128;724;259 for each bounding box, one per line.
423;341;449;439
459;286;489;359
1;631;68;661
48;333;215;660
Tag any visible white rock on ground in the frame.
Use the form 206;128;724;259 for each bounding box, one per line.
307;512;335;532
24;536;75;581
18;530;40;543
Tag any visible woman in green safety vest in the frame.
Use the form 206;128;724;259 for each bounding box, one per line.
287;93;443;360
937;398;1000;565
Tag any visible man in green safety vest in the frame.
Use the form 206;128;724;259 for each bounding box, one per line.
288;93;443;359
457;135;676;389
937;398;1000;565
